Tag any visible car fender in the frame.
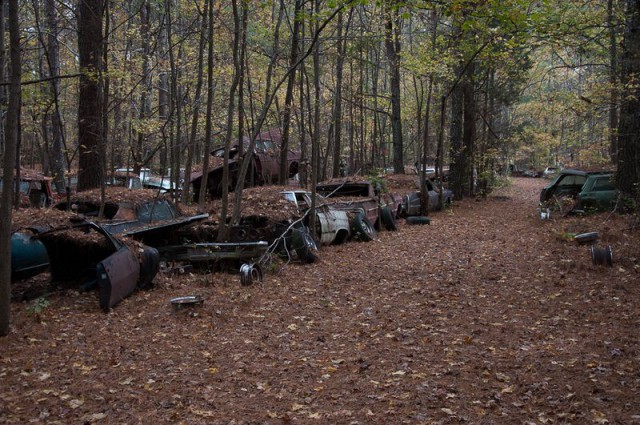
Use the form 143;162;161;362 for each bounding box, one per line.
315;210;349;245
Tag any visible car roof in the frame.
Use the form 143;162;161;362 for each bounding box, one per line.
557;169;589;176
557;169;611;177
586;173;614;180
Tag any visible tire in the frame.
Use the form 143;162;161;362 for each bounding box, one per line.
240;263;263;286
351;212;376;242
406;216;431;225
291;227;318;264
380;206;398;231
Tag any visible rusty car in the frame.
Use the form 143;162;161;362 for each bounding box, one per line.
191;129;301;201
0;168;56;208
53;188;208;243
190;186;375;264
400;177;454;216
36;221;160;310
315;178;402;234
53;188;271;270
10;210;160;310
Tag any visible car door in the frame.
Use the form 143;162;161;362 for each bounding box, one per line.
425;179;440;210
586;175;617;208
552;174;588;199
97;246;140;311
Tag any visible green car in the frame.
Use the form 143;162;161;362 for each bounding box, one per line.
575;173;619;211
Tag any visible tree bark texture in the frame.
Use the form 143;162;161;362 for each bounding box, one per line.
1;0;21;336
462;62;476;196
608;0;619;163
617;0;640;194
384;5;404;174
197;0;216;211
331;10;346;178
448;71;464;199
77;0;104;191
280;0;302;184
0;0;5;155
45;0;67;193
182;1;208;203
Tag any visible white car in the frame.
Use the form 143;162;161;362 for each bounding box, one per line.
281;190;351;245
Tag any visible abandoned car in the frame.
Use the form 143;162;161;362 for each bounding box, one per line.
37;221;160;310
190;186;377;264
400;178;454;216
281;190;352;245
315;179;401;233
53;188;208;244
10;229;50;282
0;168;56;208
574;173;619;212
10;213;160;310
539;169;610;204
106;171;143;190
191;129;301;201
143;176;179;194
53;188;274;269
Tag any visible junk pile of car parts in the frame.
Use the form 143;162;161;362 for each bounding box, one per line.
35;221;160;311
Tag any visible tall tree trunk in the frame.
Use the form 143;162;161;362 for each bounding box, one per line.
133;0;152;172
462;63;476;196
370;47;380;169
0;0;5;156
0;0;21;337
77;0;104;191
310;0;322;232
236;1;247;157
419;76;434;216
384;4;404;174
448;67;464;199
197;0;216;211
617;0;640;194
358;41;365;173
608;0;619;163
418;10;439;215
182;2;209;203
99;0;111;216
331;10;347;178
348;59;354;177
297;13;307;186
217;0;242;241
165;0;181;202
158;7;169;174
44;0;67;193
279;0;302;184
435;95;446;191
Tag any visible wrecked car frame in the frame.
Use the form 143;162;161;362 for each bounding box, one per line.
23;220;161;311
315;179;402;233
191;129;301;201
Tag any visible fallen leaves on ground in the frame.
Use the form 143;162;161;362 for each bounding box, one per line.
2;178;639;424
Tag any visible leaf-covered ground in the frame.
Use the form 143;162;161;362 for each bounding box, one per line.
2;178;639;424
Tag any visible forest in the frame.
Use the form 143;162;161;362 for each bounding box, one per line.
0;0;637;196
1;2;640;327
1;2;640;421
